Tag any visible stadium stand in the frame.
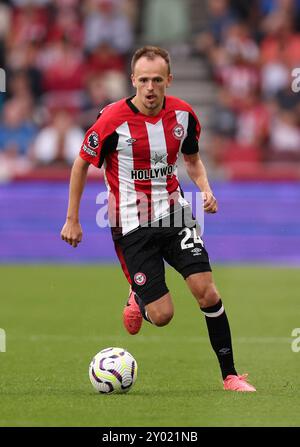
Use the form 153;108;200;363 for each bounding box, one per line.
0;0;300;181
192;0;300;180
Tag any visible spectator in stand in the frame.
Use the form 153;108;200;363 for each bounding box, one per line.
260;12;300;68
47;5;83;47
87;41;125;75
268;109;300;161
37;36;88;112
195;0;238;56
5;2;47;102
260;53;290;99
6;43;43;100
7;69;39;104
79;72;111;131
32;107;84;167
40;37;86;93
276;82;300;111
235;89;270;149
8;2;48;48
223;22;259;63
209;88;237;170
217;56;260;111
79;69;128;132
83;0;133;54
0;97;37;159
211;88;237;138
213;23;260;111
0;96;37;180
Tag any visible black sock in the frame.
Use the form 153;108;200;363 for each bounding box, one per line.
134;293;152;323
201;299;237;380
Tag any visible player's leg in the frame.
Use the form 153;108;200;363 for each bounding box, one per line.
125;288;174;330
114;240;143;334
144;292;174;327
186;271;237;379
162;226;256;392
115;228;174;333
186;271;255;391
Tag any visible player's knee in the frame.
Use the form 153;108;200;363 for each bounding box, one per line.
149;309;174;327
196;283;220;308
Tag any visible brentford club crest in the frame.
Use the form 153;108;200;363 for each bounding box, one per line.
134;272;147;286
172;124;184;140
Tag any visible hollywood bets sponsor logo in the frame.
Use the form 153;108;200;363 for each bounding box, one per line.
172;124;184;140
134;272;147;286
131;164;176;180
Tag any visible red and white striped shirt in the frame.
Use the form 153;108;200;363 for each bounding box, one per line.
80;95;201;238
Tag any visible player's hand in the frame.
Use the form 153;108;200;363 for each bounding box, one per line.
203;191;218;214
60;220;83;248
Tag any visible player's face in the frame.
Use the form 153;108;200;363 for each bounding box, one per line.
131;56;173;115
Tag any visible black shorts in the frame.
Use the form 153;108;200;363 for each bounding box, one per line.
115;225;212;305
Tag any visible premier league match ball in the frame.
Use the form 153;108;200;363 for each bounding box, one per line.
89;347;138;394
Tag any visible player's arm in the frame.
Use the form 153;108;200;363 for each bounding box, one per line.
61;156;90;247
183;152;217;213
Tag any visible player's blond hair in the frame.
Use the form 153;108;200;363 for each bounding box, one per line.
131;46;171;74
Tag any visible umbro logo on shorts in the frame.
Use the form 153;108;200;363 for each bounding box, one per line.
191;247;202;256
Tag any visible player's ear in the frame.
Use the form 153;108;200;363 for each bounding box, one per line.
131;74;136;88
166;73;173;88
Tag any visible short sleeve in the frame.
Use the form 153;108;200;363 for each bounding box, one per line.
79;128;102;167
181;112;201;155
79;121;118;169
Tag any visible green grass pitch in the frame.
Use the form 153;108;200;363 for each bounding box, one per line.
0;264;299;427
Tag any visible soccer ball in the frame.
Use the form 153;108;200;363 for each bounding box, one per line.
89;347;138;394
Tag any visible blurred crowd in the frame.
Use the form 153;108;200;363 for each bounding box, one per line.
0;0;138;180
195;0;300;174
0;0;300;181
